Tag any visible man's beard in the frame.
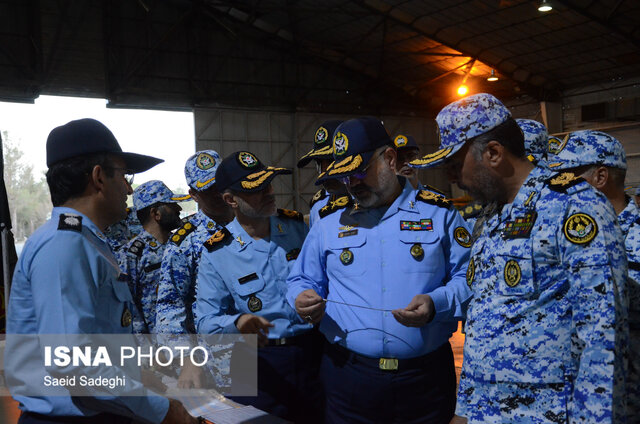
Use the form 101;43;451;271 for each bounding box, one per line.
158;210;182;231
462;167;506;204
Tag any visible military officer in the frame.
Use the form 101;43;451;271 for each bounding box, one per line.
287;117;472;424
548;130;638;418
197;151;321;422
516;118;548;168
117;180;187;333
412;94;628;423
155;150;232;336
297;120;349;227
104;207;142;252
6;118;196;423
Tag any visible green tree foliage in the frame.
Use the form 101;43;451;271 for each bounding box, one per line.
2;131;51;241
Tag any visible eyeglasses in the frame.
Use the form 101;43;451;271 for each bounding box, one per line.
106;167;135;185
339;149;386;185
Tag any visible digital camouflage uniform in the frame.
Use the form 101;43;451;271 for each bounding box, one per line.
549;130;636;420
412;95;629;423
104;207;142;252
154;150;223;335
116;180;188;333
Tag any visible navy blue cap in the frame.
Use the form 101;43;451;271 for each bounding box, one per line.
297;120;344;168
46;118;163;173
316;117;392;184
216;151;292;192
393;134;419;150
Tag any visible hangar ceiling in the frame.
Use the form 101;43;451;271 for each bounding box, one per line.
0;0;639;116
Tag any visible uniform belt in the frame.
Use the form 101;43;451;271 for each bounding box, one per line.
326;341;450;371
265;331;312;347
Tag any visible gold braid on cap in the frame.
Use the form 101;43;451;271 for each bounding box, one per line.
328;155;363;175
308;145;333;157
411;147;453;166
242;171;273;189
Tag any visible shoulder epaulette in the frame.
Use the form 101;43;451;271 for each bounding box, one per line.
422;184;446;197
278;208;303;221
170;221;197;246
545;172;586;193
203;227;232;252
181;213;196;225
318;196;352;218
58;214;83;232
309;190;328;209
127;239;145;258
460;202;484;220
416;190;452;209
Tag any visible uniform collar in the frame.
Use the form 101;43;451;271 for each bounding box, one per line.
52;207;107;242
618;196;640;236
500;165;550;220
193;209;219;233
227;218;254;252
385;178;418;218
138;229;163;249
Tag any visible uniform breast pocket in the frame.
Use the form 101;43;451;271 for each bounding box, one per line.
493;252;536;297
398;232;442;273
231;272;266;298
327;233;367;277
98;280;133;328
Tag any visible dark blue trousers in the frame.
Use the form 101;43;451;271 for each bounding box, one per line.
321;342;456;424
230;330;324;424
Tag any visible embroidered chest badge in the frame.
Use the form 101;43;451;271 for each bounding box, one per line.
502;211;537;239
504;260;522;287
564;213;598;245
453;226;472;247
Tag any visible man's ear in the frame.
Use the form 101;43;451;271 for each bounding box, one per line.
90;164;106;193
221;191;237;209
384;147;397;170
150;206;162;222
188;188;200;204
590;166;608;190
483;140;504;169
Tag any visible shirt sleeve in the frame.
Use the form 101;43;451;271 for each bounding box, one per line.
195;252;241;334
427;208;473;322
29;233;169;424
286;224;329;309
155;242;191;334
559;198;628;422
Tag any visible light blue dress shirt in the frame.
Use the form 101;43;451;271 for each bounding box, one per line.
6;207;168;423
286;180;472;359
197;214;311;338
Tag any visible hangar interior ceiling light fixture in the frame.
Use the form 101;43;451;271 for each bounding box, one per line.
487;69;499;82
538;0;553;12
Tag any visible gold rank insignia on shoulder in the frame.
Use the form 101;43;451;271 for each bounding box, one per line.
501;211;537;239
504;260;521;287
416;190;451;209
207;221;215;229
410;244;424;259
564;212;598;245
171;221;197;246
319;196;352;218
546;172;585;192
278;208;303;221
340;249;353;265
453;226;472;247
247;295;262;312
466;257;475;287
121;307;132;327
149;241;158;247
203;228;230;252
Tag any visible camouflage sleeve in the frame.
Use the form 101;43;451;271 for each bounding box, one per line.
155;242;192;334
559;196;628;422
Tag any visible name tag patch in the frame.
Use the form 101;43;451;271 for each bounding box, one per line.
238;273;258;284
400;219;433;231
338;229;358;238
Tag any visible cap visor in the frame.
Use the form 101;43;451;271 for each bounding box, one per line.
297;145;334;168
170;194;191;201
119;152;164;173
410;143;463;169
231;167;292;192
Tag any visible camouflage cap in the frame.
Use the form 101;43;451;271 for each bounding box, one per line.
547;130;627;171
133;180;189;211
516;119;548;164
411;93;511;169
184;150;222;191
297;120;344;168
315;117;392;185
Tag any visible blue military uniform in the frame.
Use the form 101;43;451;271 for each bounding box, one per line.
154;150;223;335
516;118;548;167
287;180;472;423
155;209;221;334
412;94;628;423
7;208;168;423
